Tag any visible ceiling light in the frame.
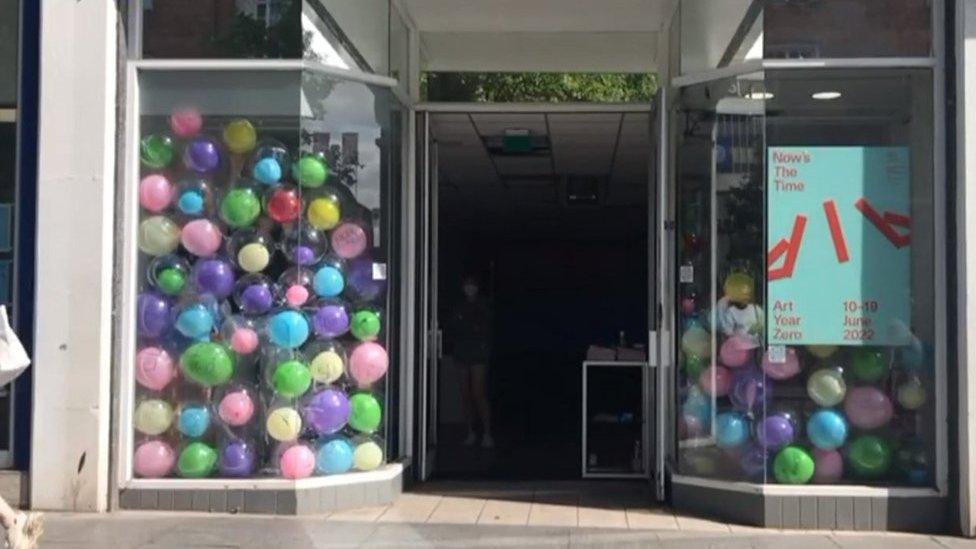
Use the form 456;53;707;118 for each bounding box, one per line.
812;91;842;100
745;91;774;100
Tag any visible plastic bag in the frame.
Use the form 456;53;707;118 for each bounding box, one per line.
0;306;30;386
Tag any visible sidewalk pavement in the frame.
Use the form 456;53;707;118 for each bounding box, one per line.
34;510;976;548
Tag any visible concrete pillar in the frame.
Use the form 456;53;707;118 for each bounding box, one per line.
30;0;116;511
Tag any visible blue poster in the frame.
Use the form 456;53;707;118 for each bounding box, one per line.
767;146;911;346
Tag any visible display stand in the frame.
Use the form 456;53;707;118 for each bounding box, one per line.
581;361;648;478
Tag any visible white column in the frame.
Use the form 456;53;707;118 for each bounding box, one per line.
30;0;116;511
958;0;976;537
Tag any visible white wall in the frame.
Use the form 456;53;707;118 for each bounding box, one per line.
31;0;116;511
958;0;976;537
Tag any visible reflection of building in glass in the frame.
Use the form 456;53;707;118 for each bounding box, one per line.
143;0;291;58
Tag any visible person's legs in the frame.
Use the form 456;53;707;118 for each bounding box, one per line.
458;363;478;445
469;363;492;447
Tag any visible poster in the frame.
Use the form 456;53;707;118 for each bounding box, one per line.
766;146;911;346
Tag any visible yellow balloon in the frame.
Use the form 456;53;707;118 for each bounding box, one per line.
307;197;341;230
897;378;927;410
310;350;344;384
266;407;302;441
134;399;174;436
681;325;711;358
353;440;383;471
138;216;181;256
238;242;270;273
807;345;838;359
223;119;257;154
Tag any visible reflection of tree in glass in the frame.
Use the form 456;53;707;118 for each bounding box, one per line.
215;0;310;59
423;72;658;103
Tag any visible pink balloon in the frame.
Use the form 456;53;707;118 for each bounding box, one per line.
844;386;894;429
135;346;176;391
218;389;255;426
230;327;259;354
720;335;756;368
331;223;368;259
812;448;844;483
181;219;222;257
280;444;315;479
170;107;203;138
139;174;175;213
349;342;389;386
760;347;801;380
681;413;705;439
285;284;310;307
133;439;176;478
699;365;732;397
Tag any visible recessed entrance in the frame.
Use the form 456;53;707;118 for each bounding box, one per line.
417;106;656;482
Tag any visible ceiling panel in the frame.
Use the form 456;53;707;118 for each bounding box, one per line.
401;0;671;32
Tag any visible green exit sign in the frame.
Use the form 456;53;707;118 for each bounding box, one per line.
502;129;532;153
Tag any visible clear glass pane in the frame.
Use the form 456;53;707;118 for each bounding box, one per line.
763;69;936;486
132;69;399;479
304;0;390;75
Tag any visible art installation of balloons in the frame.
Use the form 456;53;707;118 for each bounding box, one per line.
133;107;388;480
675;117;933;486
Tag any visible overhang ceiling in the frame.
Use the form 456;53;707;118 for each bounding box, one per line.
399;0;676;73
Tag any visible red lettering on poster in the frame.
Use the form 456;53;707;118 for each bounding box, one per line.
822;199;850;263
768;214;808;281
855;197;911;248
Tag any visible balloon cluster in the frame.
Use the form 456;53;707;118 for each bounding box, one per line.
678;267;930;485
132;107;388;480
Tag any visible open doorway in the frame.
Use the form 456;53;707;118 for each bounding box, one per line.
420;108;653;480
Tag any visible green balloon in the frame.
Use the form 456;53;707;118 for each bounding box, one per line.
156;267;186;296
350;310;381;341
178;442;217;478
773;445;815;484
140;134;174;169
848;434;893;478
293;155;328;188
220;188;262;228
348;392;382;433
273;360;312;398
851;347;888;381
180;342;234;387
683;353;708;378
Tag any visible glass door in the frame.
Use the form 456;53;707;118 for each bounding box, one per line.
417;112;440;481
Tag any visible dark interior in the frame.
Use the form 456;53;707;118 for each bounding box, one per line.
430;111;651;479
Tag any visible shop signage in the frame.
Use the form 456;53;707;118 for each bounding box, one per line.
766;146;911;346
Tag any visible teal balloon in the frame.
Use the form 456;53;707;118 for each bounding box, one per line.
268;310;310;349
178;404;211;438
316;437;354;474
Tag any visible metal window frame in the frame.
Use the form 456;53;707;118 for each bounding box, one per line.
667;10;949;496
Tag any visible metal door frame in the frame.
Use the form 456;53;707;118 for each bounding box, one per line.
417;111;440;481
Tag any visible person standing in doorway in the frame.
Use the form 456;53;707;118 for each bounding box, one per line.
446;275;494;448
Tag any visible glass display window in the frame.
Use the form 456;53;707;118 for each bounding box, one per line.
127;69;399;481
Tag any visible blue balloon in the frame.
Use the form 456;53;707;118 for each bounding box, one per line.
313;266;345;297
253;157;283;185
178;189;205;215
682;388;711;425
715;411;749;448
268;310;310;349
178;404;211;438
175;303;214;340
316;437;354;474
806;408;848;450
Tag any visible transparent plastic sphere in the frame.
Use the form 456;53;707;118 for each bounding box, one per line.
280;224;329;266
250;139;290;186
147;254;191;297
310;298;350;339
305;339;347;384
191;257;236;300
174;175;217;219
292;152;330;189
183;136;222;173
177;402;212;438
277;266;315;308
218;438;257;477
265;309;311;349
345;257;386;303
226;229;275;274
219;181;263;229
312;258;346;298
215;384;259;427
305;188;343;230
221;315;261;355
351;435;385;471
264;185;302;224
232;274;278;316
173;299;219;341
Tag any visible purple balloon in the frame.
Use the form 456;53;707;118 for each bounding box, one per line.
239;284;273;315
347;258;385;301
304;388;351;435
730;368;772;412
292;245;315;266
756;413;795;450
184;138;220;173
313;303;349;338
219;439;255;477
137;292;171;338
194;258;236;299
739;444;767;476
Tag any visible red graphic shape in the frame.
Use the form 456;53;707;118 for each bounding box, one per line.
855;197;911;248
768;214;808;281
822;199;850;263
